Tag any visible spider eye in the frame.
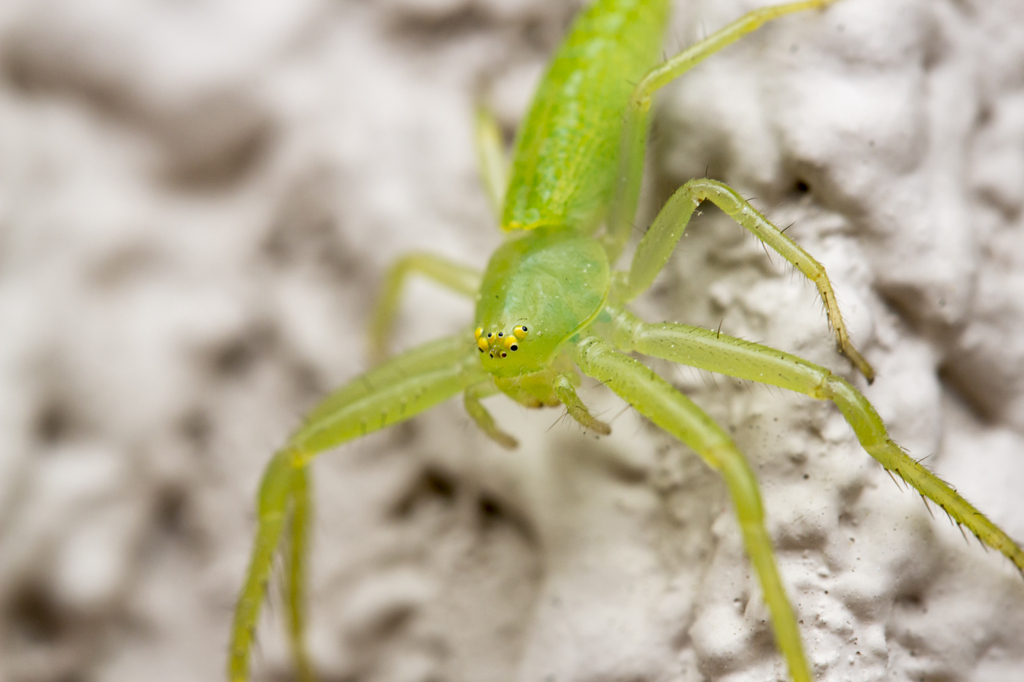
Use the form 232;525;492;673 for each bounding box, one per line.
500;352;507;358
513;326;529;340
510;344;518;351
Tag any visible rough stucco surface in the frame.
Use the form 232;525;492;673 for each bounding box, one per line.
1;0;1023;681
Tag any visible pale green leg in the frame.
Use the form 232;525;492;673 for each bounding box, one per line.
369;254;480;364
570;334;813;682
616;177;874;382
553;373;611;435
285;463;315;682
474;104;509;220
463;373;610;447
604;0;839;261
229;336;488;681
604;305;1024;574
465;381;519;449
229;448;301;682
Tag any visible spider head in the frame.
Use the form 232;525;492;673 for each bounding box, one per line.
475;230;609;378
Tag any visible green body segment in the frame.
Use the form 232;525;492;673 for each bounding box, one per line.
476;231;610;377
502;0;669;233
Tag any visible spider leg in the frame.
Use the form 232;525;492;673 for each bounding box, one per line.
603;304;1024;574
228;335;488;681
570;333;813;682
230;448;309;682
604;0;838;261
553;373;611;436
285;463;315;682
465;381;518;449
615;177;874;382
369;254;481;364
473;103;509;220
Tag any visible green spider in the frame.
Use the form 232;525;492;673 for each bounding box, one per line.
228;1;1024;680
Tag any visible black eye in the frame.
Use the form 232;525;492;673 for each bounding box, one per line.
478;347;484;353
497;332;503;337
521;326;528;332
487;333;492;338
510;344;518;351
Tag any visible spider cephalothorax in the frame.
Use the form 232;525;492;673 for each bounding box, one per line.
474;230;609;378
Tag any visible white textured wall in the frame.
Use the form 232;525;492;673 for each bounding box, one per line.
1;1;1022;681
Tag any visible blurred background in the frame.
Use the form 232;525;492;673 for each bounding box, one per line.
1;1;1024;681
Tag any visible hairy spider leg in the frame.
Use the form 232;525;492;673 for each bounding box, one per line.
604;0;839;261
602;304;1024;574
594;0;869;379
228;335;489;682
369;254;481;363
570;333;813;682
230;449;302;682
465;380;518;449
553;373;611;436
473;104;510;220
620;178;875;382
285;462;314;682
